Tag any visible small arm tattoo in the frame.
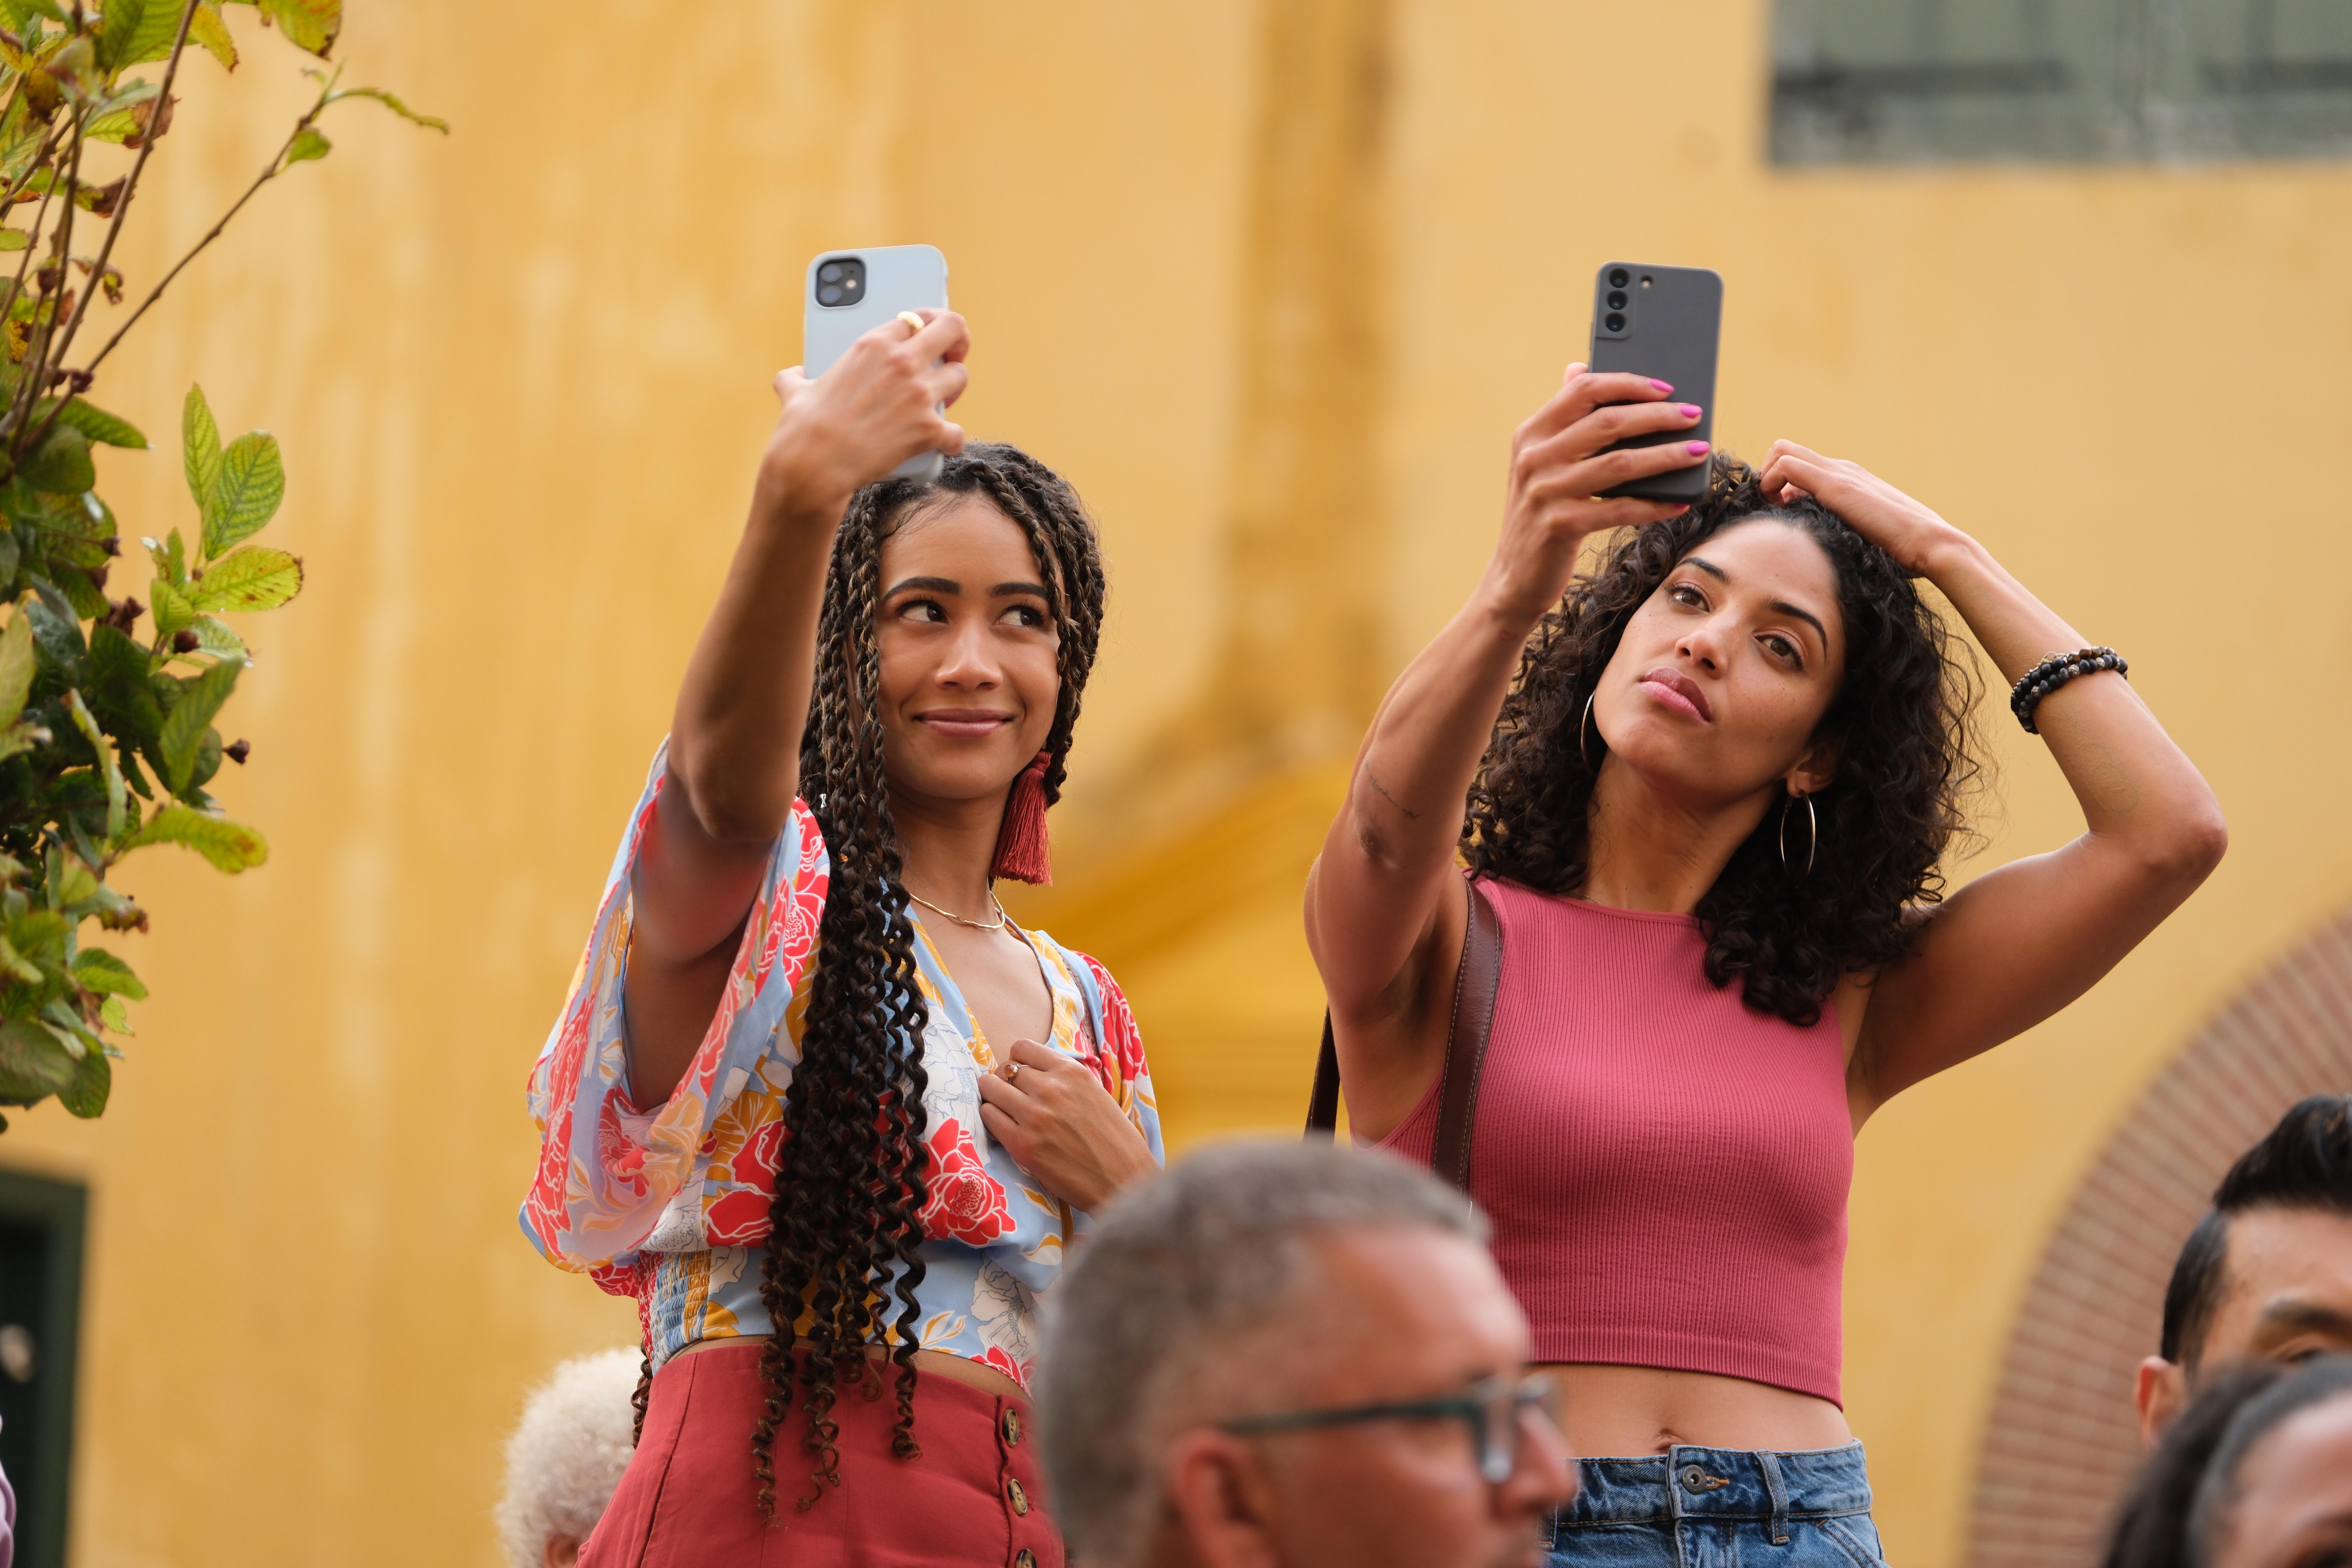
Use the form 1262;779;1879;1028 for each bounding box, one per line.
1365;769;1421;821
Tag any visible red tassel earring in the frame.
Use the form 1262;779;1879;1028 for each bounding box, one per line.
990;752;1055;885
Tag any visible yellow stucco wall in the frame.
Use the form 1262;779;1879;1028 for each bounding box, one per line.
0;2;2346;1563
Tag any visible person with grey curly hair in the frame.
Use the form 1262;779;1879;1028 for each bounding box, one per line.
495;1348;641;1568
1036;1139;1573;1568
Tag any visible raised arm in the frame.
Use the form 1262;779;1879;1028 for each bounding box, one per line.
1304;367;1702;1134
624;310;971;1104
1757;443;2229;1124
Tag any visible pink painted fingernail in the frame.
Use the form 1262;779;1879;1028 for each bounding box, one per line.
1680;404;1703;419
1650;379;1674;393
1685;441;1711;455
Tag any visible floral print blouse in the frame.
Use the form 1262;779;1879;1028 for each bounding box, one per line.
522;746;1162;1389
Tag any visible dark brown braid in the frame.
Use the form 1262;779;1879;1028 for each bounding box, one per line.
750;441;1108;1515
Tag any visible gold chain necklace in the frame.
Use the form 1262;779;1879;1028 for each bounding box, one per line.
905;888;1010;932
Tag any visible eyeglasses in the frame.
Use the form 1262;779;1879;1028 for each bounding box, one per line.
1218;1372;1562;1485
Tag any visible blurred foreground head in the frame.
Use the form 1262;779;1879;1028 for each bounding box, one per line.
2139;1096;2352;1444
1036;1140;1572;1568
2189;1355;2352;1568
495;1347;640;1568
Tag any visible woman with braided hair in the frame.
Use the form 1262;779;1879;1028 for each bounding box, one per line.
524;308;1161;1566
1306;367;2226;1566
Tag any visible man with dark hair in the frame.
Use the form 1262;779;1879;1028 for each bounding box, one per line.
2136;1094;2352;1444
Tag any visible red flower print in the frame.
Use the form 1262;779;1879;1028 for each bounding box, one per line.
977;1344;1027;1387
920;1118;1013;1246
597;1096;649;1201
1082;955;1149;1084
705;1188;773;1247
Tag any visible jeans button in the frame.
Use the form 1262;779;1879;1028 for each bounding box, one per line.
1680;1464;1709;1492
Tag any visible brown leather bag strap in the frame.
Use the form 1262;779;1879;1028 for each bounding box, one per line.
1304;878;1505;1196
1431;879;1502;1191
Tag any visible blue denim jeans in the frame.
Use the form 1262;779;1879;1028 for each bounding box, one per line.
1546;1443;1889;1568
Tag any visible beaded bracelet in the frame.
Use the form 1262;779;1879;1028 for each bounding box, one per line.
2010;646;2128;734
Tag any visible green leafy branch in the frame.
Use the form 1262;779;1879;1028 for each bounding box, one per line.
0;0;440;1129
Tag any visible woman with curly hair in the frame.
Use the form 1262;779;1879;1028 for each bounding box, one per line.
523;309;1161;1567
1304;367;2225;1566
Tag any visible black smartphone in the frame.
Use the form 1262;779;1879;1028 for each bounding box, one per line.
1588;262;1722;504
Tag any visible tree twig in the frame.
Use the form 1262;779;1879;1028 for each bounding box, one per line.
41;0;203;381
81;86;328;381
9;107;82;456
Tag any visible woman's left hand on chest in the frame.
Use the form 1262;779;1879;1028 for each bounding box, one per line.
976;1039;1158;1214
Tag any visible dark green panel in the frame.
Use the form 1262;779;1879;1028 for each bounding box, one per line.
0;1169;85;1568
1772;0;2352;162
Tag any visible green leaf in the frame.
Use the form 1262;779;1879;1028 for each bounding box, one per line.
25;577;85;669
0;609;32;730
45;397;147;449
73;948;145;1000
54;568;107;620
282;125;329;165
123;802;266;870
47;850;93;910
203;431;281;555
329;85;447;132
98;993;131;1032
64;689;126;842
257;0;336;56
58;1038;107;1116
182;383;221;527
187;614;245;660
19;425;94;495
86;623;163;745
0;718;46;764
101;0;186;70
149;577;193;638
187;546;299;612
0;1017;75;1104
186;0;234;67
158;653;238;793
0;936;40;984
0;230;27;252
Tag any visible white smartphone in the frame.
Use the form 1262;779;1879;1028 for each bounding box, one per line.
803;243;950;482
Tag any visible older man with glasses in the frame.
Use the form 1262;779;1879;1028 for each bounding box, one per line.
1035;1139;1573;1568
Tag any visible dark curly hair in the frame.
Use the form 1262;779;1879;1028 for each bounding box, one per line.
618;443;1108;1513
1462;453;1982;1026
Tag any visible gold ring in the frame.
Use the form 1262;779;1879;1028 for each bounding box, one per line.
897;310;926;334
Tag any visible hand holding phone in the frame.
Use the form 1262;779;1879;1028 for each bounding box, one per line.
765;305;968;506
804;244;954;482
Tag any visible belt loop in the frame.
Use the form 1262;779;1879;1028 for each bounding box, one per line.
1756;1450;1791;1546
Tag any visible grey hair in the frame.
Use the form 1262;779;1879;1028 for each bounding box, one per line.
1035;1139;1486;1567
494;1346;642;1567
2187;1353;2352;1568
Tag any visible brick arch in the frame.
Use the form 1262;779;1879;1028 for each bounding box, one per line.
1966;912;2352;1568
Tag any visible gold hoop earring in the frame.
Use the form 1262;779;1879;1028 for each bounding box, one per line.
1779;792;1818;877
1580;694;1601;771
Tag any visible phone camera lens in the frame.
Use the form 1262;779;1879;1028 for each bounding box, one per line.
1607;290;1628;310
815;255;867;309
1608;268;1630;289
1604;312;1627;333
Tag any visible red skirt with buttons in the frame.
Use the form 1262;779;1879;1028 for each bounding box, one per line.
580;1341;1063;1568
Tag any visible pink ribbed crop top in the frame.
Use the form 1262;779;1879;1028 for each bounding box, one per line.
1381;877;1853;1405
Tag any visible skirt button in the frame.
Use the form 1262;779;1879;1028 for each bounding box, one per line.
1008;1477;1030;1516
1015;1552;1037;1568
1002;1408;1024;1446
